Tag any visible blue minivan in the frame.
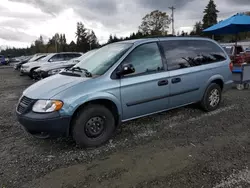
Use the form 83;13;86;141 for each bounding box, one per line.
16;37;233;147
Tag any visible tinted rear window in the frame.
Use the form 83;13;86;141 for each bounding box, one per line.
160;40;227;71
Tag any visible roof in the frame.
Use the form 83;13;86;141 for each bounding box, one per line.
116;36;217;45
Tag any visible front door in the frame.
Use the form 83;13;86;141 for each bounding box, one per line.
120;42;170;121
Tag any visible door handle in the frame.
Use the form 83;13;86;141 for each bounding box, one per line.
158;80;168;86
171;78;181;84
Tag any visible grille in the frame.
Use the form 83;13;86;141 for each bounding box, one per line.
17;96;34;114
17;104;26;114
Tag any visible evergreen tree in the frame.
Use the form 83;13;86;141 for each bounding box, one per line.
75;22;89;52
113;35;119;42
87;30;99;50
108;34;113;43
190;21;203;36
68;41;77;52
202;0;219;29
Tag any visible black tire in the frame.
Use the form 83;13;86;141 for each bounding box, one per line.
29;68;38;79
200;83;222;112
72;104;116;148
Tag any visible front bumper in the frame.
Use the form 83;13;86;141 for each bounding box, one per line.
20;67;29;75
40;71;49;78
16;111;71;138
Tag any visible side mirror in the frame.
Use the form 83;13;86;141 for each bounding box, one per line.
117;64;135;76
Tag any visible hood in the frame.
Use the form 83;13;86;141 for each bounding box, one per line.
23;61;41;67
14;62;21;65
23;74;90;99
40;63;74;71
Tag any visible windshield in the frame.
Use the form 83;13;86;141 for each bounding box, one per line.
72;43;132;75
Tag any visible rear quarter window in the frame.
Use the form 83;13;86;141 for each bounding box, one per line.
160;40;227;71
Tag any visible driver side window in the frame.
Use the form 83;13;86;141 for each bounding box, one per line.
123;42;163;76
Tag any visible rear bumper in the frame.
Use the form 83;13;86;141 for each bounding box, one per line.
16;111;71;138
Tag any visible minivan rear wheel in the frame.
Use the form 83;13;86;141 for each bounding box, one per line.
72;104;116;148
200;83;222;112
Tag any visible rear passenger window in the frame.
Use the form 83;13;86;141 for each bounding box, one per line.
123;42;163;76
160;40;227;71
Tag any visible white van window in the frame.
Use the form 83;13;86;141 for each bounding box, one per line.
161;40;227;71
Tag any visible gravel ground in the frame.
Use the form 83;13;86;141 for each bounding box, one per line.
0;68;249;188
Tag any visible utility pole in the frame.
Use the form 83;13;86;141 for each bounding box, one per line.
55;35;58;53
169;6;176;36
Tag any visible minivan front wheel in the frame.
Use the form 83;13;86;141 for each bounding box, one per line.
72;104;116;148
200;83;222;112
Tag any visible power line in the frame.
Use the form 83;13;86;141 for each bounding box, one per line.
169;6;176;35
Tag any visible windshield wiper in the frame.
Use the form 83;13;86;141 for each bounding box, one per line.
67;66;92;77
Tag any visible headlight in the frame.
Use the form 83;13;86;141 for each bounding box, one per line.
22;65;29;68
32;100;63;113
48;68;63;75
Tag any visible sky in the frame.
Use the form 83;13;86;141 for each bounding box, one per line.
0;0;249;49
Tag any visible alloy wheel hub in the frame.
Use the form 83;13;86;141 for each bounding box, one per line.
209;89;220;107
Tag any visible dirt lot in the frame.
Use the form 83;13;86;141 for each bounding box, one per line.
0;68;250;188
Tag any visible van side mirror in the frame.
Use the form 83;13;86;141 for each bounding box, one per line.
117;64;135;76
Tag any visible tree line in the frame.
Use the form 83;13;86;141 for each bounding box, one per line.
1;0;250;57
1;22;99;57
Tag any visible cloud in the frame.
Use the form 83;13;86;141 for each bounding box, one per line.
8;0;65;15
0;27;37;42
2;0;250;47
0;19;28;29
137;0;195;10
227;0;250;4
83;0;118;15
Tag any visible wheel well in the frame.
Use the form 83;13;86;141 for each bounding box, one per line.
211;79;224;90
30;67;40;72
69;99;120;135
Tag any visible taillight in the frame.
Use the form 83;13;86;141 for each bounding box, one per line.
229;62;233;72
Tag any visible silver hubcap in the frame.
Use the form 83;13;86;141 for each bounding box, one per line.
209;89;220;107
